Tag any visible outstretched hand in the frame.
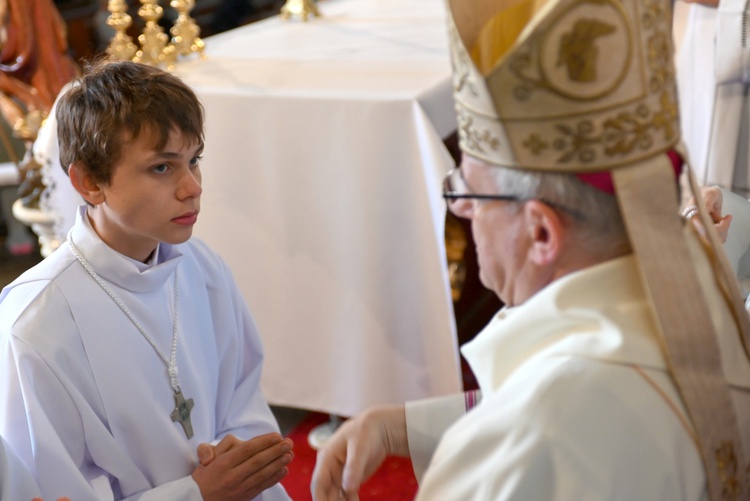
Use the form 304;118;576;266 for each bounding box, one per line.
685;185;732;243
311;406;409;501
192;433;294;501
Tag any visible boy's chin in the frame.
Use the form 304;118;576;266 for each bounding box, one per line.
164;230;194;245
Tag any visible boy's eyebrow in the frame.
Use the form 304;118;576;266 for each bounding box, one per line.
151;143;205;159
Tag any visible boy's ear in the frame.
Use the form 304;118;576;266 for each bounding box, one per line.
69;162;105;205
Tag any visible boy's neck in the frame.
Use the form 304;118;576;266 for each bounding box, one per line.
85;209;158;263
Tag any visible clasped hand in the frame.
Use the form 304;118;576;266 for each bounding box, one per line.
193;432;294;501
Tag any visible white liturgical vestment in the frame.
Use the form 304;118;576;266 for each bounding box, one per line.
412;250;750;500
0;436;40;500
0;206;290;500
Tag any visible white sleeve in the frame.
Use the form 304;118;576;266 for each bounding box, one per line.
190;246;291;501
205;254;281;441
715;0;750;83
405;390;481;482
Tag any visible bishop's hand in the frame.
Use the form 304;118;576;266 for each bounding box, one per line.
311;406;409;501
684;185;732;243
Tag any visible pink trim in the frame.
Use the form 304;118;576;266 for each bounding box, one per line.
575;150;683;194
464;389;481;411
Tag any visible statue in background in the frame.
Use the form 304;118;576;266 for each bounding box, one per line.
0;0;78;208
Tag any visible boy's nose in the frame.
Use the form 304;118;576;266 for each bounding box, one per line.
177;171;202;199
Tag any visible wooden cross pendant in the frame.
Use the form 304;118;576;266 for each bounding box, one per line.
171;389;195;439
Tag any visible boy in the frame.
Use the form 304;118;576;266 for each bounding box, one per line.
0;60;293;500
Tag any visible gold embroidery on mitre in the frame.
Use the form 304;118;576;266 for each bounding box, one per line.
539;92;677;165
512;0;678;167
457;107;501;153
446;0;679;171
558;18;616;82
449;22;479;98
523;133;549;155
716;441;740;499
508;0;632;102
448;16;508;162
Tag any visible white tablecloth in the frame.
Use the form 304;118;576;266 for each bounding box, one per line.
41;0;462;417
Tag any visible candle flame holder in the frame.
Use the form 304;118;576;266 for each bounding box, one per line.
106;0;206;69
280;0;321;22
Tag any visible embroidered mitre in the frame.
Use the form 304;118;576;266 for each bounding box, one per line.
445;1;750;499
447;0;678;172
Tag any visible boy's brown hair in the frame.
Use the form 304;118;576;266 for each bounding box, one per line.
57;59;204;184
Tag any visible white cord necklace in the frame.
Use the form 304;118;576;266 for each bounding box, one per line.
68;238;195;439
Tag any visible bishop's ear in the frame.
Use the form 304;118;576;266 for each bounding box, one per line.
68;162;105;205
523;200;565;266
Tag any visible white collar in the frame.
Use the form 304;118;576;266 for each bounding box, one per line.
67;205;184;294
461;256;667;394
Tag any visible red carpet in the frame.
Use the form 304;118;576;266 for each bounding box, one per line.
281;412;418;500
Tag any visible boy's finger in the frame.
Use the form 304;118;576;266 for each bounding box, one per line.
237;449;294;495
221;433;288;468
233;438;294;477
197;442;215;466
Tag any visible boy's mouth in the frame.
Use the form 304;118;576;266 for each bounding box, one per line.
172;211;198;226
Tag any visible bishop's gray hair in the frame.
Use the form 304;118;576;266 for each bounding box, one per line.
488;166;631;260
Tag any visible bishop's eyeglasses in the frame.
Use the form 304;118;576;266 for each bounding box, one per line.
442;167;523;203
441;168;585;221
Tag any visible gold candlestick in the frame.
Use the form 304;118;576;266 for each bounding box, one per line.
170;0;205;58
105;0;138;62
280;0;320;21
133;0;177;69
105;0;205;69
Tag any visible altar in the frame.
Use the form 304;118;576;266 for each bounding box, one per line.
171;0;462;416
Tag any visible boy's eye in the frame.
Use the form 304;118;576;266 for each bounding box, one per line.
190;155;202;167
152;164;169;174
